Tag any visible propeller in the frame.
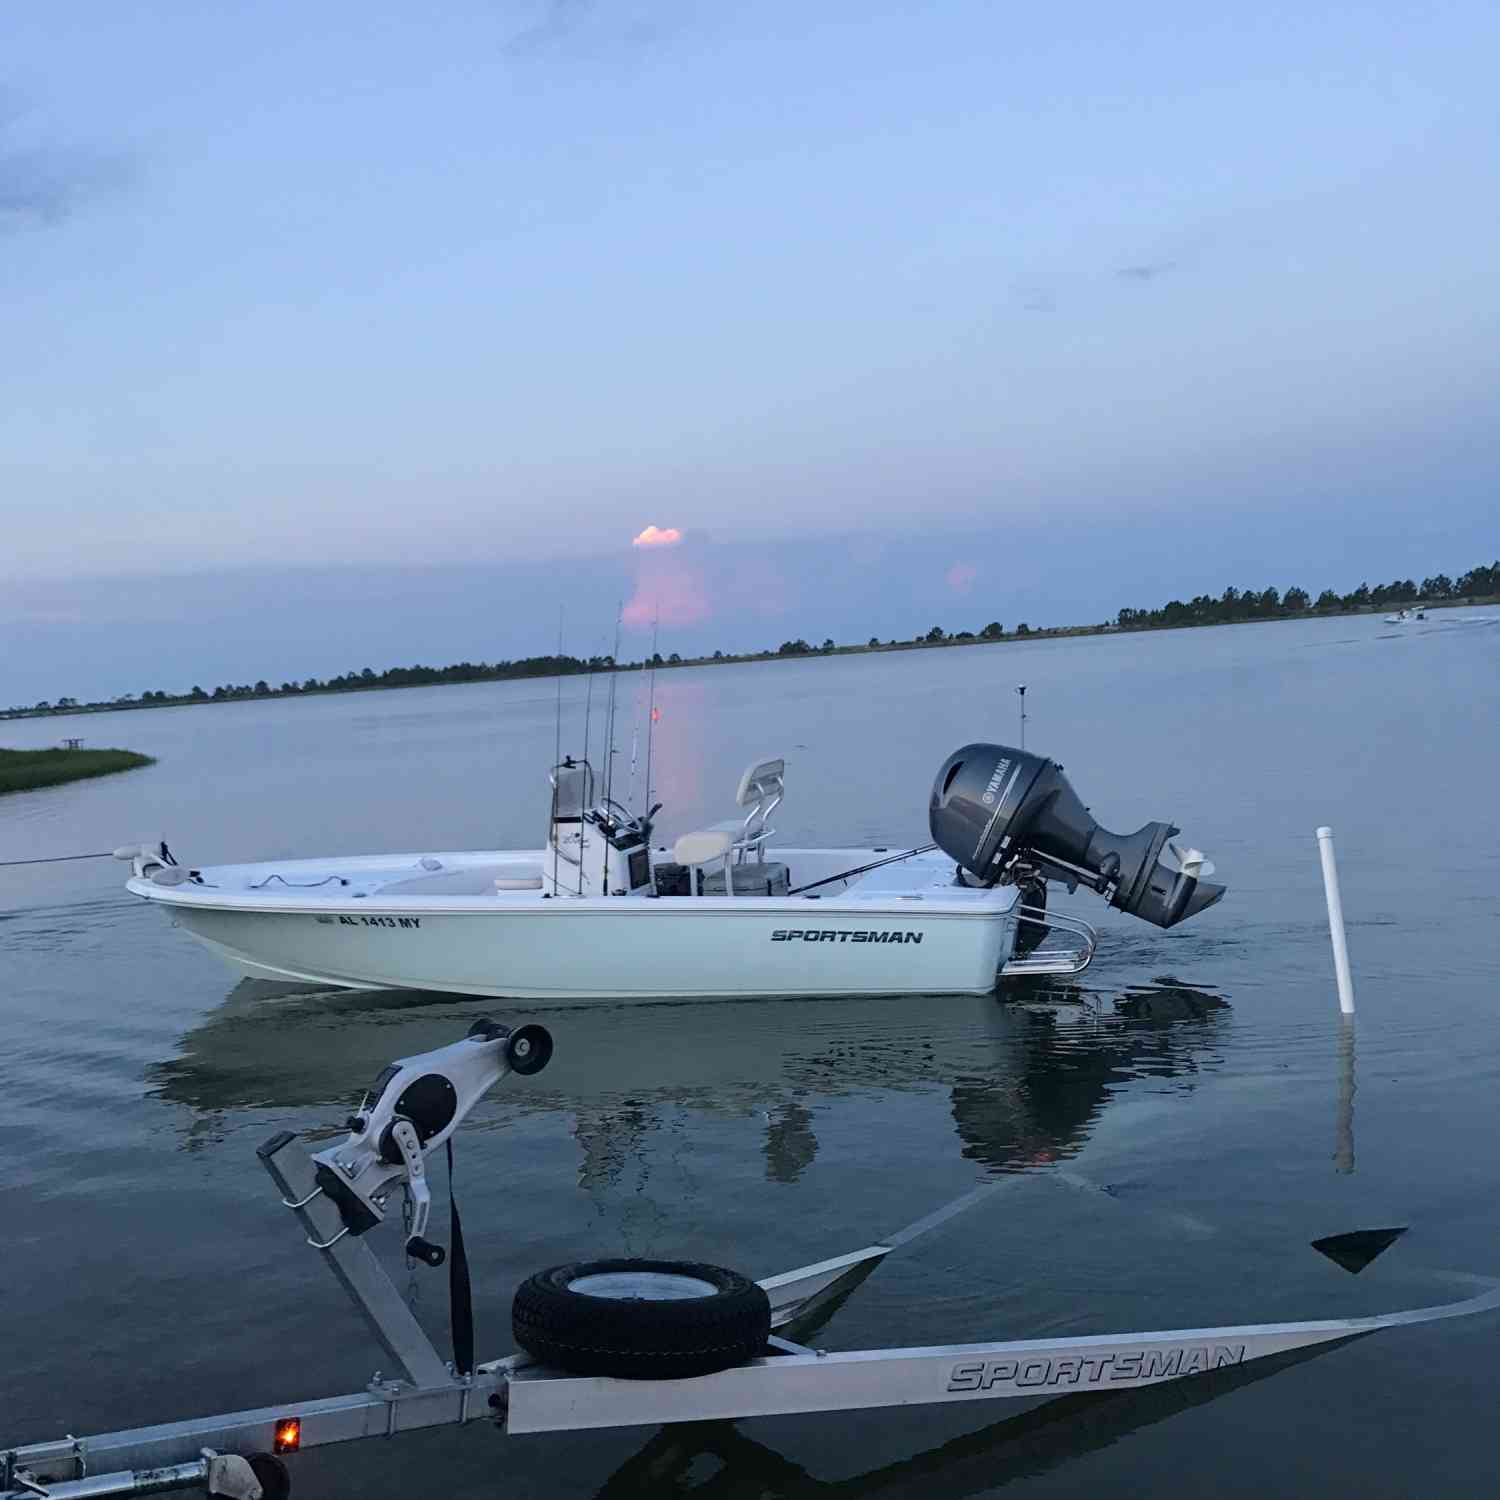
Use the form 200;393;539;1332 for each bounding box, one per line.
1169;842;1216;879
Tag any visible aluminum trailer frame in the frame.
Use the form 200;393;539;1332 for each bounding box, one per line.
6;1090;1499;1496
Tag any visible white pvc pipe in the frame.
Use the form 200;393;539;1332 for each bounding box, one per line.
1316;827;1356;1016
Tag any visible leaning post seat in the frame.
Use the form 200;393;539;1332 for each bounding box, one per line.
673;827;737;890
668;757;788;896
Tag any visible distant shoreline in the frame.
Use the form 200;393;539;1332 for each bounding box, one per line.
4;594;1496;724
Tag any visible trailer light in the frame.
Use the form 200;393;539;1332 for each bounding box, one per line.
273;1417;302;1453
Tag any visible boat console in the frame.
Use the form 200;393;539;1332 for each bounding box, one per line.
544;757;655;898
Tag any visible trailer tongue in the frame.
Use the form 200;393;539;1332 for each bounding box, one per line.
5;1025;1496;1500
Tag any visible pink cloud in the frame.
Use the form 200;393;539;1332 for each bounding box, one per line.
946;562;979;595
632;525;683;548
624;551;710;628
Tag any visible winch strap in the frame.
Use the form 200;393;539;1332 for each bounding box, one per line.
447;1140;474;1377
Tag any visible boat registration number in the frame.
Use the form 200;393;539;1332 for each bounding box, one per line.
327;915;423;929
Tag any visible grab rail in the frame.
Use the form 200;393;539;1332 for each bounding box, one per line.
999;906;1098;978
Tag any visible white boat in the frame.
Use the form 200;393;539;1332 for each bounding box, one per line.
120;743;1224;1003
1383;607;1425;623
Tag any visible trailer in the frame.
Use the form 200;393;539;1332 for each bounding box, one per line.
5;1022;1496;1499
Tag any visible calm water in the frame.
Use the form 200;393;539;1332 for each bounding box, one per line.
3;609;1498;1497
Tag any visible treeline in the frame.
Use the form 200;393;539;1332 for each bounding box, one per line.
1115;562;1497;631
35;654;630;715
1122;564;1494;633
7;557;1496;719
775;622;1014;655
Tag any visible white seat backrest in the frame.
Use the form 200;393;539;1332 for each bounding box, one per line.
735;758;785;809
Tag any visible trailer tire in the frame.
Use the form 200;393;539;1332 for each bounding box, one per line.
246;1453;291;1500
512;1259;771;1379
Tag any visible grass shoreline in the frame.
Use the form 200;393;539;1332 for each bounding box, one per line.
4;594;1496;724
0;747;156;796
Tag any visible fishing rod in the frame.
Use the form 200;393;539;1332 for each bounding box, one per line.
0;851;114;867
786;843;939;896
551;607;564;897
602;604;623;809
578;647;597;897
643;613;660;815
626;661;646;813
601;603;623;896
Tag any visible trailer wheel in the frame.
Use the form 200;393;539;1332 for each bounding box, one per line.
512;1259;771;1379
246;1453;291;1500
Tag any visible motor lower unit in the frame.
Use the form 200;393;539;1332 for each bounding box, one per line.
929;743;1226;928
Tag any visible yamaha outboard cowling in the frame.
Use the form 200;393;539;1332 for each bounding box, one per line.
929;743;1225;928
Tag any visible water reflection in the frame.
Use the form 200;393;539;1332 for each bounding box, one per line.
150;977;1229;1184
1334;1019;1356;1175
765;1100;819;1184
952;979;1227;1172
589;1343;1340;1499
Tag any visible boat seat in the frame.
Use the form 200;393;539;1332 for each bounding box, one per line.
735;757;785;810
670;758;789;895
674;828;736;868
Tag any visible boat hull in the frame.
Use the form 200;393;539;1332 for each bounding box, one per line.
163;902;1015;1001
131;849;1021;1003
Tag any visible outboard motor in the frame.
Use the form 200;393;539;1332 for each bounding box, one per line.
929;743;1225;928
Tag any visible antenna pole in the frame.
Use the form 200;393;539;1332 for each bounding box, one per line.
1016;683;1027;750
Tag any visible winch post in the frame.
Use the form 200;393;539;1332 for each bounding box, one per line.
257;1131;451;1389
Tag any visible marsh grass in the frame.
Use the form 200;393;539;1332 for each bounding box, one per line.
0;747;155;795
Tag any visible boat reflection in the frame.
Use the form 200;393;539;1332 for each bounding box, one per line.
954;977;1228;1172
150;976;1229;1185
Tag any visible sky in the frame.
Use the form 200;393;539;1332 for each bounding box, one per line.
2;0;1497;703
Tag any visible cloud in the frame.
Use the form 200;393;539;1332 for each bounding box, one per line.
1116;261;1176;283
623;569;709;628
503;1;667;57
504;0;592;53
945;561;978;595
632;525;683;548
1012;278;1056;313
624;530;707;627
0;97;131;237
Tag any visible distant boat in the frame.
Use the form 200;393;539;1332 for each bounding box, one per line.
1383;608;1426;624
